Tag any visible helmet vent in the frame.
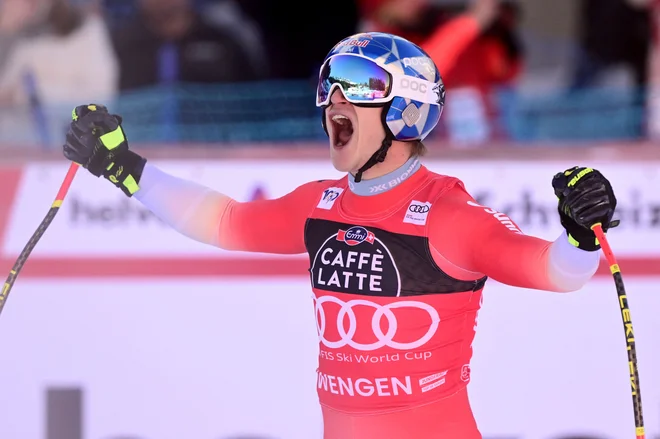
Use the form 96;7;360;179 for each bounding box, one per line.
402;103;421;127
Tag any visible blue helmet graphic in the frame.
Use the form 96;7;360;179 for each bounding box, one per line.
317;32;446;142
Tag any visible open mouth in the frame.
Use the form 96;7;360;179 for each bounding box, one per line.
331;114;354;148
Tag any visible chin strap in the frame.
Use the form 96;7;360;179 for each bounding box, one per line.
353;102;396;183
353;135;393;183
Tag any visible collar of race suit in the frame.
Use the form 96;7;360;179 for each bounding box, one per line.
348;155;423;197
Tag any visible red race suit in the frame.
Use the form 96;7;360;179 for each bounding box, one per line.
134;157;600;439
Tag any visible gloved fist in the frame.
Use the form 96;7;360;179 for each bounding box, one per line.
552;166;619;251
64;104;123;171
63;104;146;197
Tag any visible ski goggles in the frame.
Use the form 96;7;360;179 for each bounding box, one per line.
316;54;441;107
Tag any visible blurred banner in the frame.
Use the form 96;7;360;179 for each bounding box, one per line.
0;278;657;439
0;158;659;277
649;0;660;138
0;157;658;439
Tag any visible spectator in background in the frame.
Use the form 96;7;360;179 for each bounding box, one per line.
569;0;651;139
0;0;117;148
203;0;268;79
571;0;651;91
111;0;261;92
0;0;118;106
238;0;360;80
0;0;44;72
359;0;524;143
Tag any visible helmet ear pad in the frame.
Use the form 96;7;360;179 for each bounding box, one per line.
385;97;444;142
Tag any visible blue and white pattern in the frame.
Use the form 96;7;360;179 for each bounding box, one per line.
323;32;445;141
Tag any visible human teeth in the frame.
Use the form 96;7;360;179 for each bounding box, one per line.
332;115;349;124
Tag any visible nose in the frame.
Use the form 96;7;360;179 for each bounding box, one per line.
330;87;349;105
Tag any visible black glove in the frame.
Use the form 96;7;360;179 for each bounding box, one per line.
552;166;620;251
63;104;146;197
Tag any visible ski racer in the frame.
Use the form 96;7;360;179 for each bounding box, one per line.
62;32;618;439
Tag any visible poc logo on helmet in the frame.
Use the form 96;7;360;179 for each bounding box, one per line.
402;57;436;77
400;78;427;94
402;57;432;68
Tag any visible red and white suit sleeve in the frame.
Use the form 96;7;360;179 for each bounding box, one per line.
429;185;600;292
133;163;324;254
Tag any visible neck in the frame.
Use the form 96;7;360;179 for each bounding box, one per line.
348;154;422;196
354;142;411;181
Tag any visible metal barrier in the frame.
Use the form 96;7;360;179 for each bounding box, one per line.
0;81;650;149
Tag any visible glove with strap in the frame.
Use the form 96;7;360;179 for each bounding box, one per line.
63;104;146;197
552;166;620;251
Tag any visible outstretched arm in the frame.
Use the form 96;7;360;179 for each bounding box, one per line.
429;185;600;292
420;0;499;77
61;104;327;255
134;163;327;254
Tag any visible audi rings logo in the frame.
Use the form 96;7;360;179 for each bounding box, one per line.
314;295;440;351
408;203;430;214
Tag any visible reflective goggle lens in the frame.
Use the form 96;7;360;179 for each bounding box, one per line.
317;55;392;106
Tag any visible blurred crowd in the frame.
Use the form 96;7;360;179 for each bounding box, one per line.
0;0;655;145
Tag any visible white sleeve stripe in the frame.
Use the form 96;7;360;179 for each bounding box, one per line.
547;230;600;291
